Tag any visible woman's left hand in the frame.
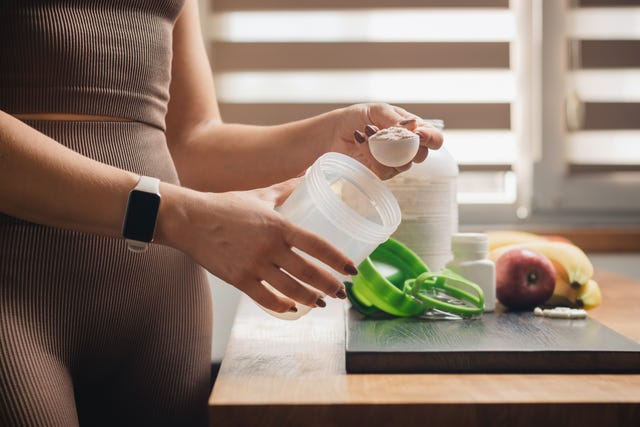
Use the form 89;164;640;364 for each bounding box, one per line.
331;103;444;180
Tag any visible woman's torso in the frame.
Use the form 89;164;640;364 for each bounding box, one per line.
0;0;185;128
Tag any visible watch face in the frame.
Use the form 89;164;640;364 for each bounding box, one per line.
122;190;161;242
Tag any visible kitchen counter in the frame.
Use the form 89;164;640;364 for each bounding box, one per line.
209;270;640;427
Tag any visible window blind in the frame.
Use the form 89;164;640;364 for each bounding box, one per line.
205;0;520;205
566;0;640;172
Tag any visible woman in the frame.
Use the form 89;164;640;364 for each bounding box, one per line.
0;0;443;426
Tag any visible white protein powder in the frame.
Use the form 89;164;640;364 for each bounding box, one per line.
368;126;420;167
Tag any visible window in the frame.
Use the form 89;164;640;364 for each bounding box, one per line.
534;0;640;221
202;0;640;225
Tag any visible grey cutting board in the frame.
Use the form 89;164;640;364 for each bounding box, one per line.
345;307;640;373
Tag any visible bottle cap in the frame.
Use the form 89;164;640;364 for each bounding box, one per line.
451;233;489;256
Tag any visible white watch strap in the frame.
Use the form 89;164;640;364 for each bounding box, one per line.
134;176;160;193
126;239;151;253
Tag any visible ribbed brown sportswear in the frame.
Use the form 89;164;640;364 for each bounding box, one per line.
0;2;212;426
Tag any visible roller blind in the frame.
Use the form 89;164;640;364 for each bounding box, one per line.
566;0;640;172
530;0;639;218
205;0;520;206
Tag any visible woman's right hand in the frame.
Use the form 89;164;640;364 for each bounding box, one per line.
157;179;355;313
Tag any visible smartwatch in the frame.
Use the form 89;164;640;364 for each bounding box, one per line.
122;176;161;252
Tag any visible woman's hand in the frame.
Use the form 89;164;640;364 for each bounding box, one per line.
158;179;354;314
331;103;444;180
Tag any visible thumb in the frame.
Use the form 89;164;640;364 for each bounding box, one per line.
256;176;303;209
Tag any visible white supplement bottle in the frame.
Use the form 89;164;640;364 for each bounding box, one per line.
446;233;496;312
385;120;459;271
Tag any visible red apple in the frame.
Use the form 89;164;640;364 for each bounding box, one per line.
495;248;556;310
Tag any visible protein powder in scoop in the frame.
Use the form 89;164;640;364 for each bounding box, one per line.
368;126;420;167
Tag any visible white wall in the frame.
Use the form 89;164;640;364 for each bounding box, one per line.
209;275;241;362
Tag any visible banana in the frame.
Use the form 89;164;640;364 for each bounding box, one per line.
489;240;594;288
545;275;581;307
487;231;601;310
546;278;602;310
577;279;602;310
486;230;546;251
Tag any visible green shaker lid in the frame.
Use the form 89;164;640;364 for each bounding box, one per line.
348;238;484;318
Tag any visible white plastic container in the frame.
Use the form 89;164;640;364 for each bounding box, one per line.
267;152;402;320
446;233;496;312
385;120;459;271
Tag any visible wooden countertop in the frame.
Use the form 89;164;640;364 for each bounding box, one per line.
209;270;640;427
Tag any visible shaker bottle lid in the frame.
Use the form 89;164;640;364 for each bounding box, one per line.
348;238;484;318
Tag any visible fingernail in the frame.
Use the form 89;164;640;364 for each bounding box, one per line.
335;289;347;299
354;130;366;143
288;306;298;313
399;118;417;126
316;298;326;308
344;264;358;275
364;125;379;137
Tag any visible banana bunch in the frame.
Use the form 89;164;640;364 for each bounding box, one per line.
487;231;602;310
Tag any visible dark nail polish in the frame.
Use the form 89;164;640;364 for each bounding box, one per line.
353;130;366;143
336;289;347;300
316;298;326;308
344;264;358;275
288;306;298;313
399;118;417;126
364;125;378;137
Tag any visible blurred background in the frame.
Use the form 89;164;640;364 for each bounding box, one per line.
197;0;640;364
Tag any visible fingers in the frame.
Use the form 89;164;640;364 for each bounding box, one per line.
240;218;355;309
261;267;326;308
235;264;331;313
252;236;350;312
398;118;419;131
271;177;303;207
273;246;347;299
237;279;297;314
394;162;413;173
229;227;350;313
353;120;426;163
414;126;444;150
356;120;422;145
346;103;445;175
372;104;444;150
398;117;443;151
413;146;429;163
284;223;358;279
364;124;379;137
255;177;303;208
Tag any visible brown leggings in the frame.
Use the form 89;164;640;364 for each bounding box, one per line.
0;121;213;426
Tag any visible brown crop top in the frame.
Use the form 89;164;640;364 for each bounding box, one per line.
0;0;185;130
